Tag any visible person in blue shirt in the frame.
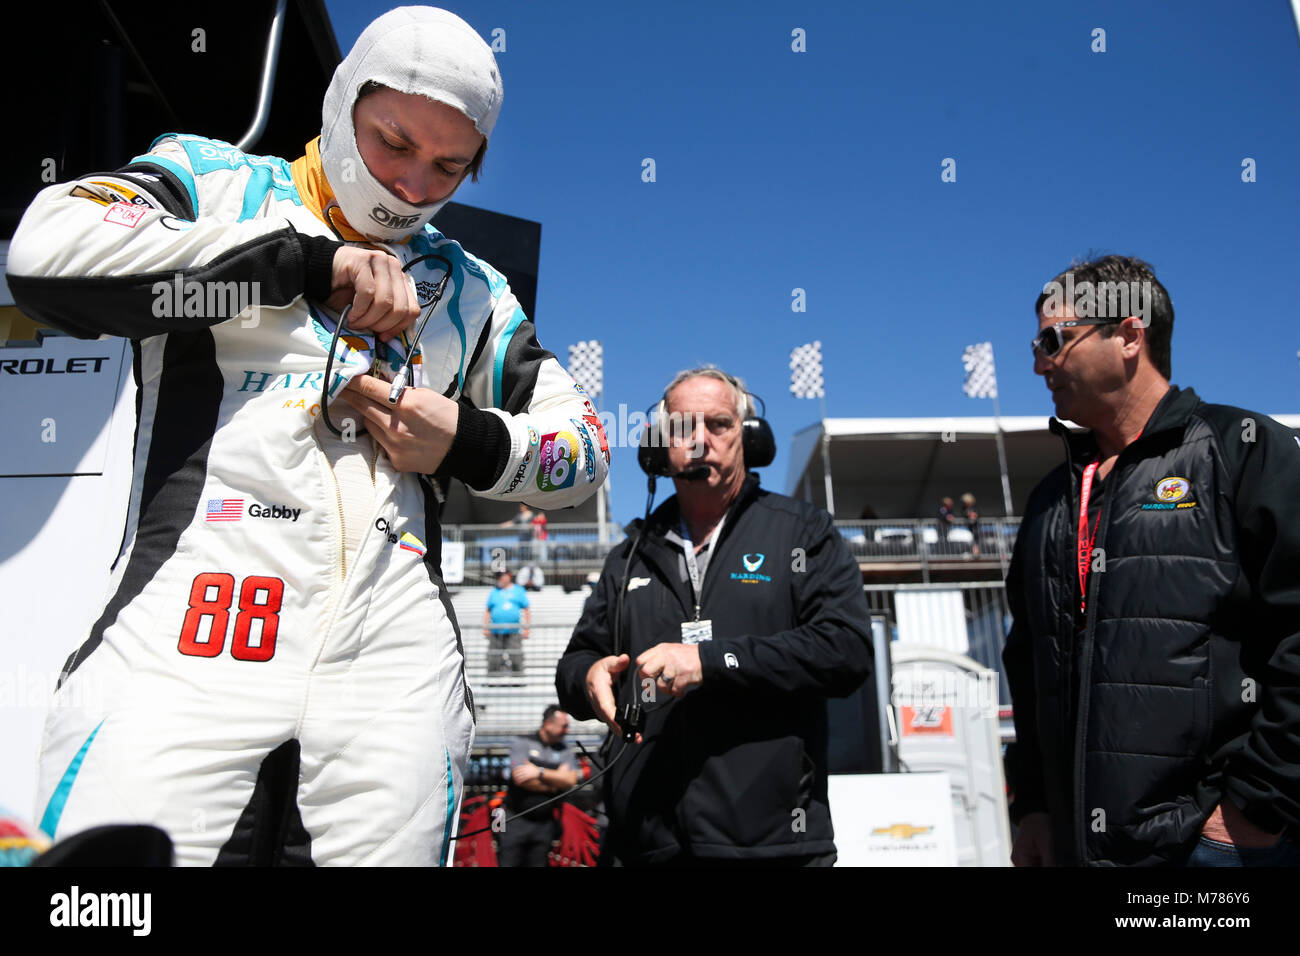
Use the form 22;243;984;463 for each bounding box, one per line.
483;570;531;675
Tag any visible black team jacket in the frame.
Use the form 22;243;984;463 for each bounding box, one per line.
556;474;873;864
1004;385;1300;865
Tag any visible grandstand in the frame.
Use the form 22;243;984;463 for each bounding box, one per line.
451;584;606;744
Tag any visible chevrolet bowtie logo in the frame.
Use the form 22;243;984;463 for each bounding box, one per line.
872;823;933;840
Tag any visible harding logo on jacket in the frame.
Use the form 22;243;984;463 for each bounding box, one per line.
731;553;771;583
1141;476;1198;511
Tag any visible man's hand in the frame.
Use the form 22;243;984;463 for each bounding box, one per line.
511;762;544;787
1010;812;1055;866
326;247;420;341
637;643;702;699
585;654;636;740
1201;799;1283;848
343;376;458;473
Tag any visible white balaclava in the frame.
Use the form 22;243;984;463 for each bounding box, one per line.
320;6;503;241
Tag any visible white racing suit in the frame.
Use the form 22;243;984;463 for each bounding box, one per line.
6;134;610;865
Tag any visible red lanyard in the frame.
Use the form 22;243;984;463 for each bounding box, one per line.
1077;460;1100;615
1076;429;1143;617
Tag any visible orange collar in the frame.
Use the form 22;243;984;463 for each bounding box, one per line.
290;137;403;244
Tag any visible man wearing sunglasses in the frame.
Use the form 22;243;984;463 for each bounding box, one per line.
1003;255;1300;867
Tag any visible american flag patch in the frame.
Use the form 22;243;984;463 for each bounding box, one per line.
205;498;243;522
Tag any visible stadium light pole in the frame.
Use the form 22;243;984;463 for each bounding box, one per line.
568;340;609;543
790;342;835;516
962;342;1015;518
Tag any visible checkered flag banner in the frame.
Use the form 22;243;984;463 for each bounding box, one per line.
567;340;603;399
789;341;825;399
962;341;998;399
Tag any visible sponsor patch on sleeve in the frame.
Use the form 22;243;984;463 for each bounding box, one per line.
103;201;147;228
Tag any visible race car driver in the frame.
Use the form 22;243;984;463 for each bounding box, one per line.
5;6;609;866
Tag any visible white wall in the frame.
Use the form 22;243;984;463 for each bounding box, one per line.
0;335;134;821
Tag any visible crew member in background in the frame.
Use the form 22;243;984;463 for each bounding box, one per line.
498;705;582;867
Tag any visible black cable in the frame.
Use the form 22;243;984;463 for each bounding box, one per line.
318;253;453;435
321;303;351;437
449;735;633;841
457;469;664;841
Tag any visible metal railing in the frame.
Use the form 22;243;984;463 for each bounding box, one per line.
835;517;1020;565
864;580;1013;710
446;522;623;583
455;579;1017;743
442;518;1020;578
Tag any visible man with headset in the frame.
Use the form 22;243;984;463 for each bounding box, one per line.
556;367;873;866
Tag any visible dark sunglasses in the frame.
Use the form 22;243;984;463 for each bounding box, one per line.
1031;318;1122;357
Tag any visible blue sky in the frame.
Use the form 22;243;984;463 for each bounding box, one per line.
328;0;1300;518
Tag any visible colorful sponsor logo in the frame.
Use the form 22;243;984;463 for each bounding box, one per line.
571;418;596;482
103;201;147;228
0;814;50;867
70;179;154;209
731;552;771;583
310;311;371;359
537;429;579;492
1141;475;1197;511
583;414;610;465
871;823;934;840
399;532;427;556
1155;476;1189;502
902;705;954;736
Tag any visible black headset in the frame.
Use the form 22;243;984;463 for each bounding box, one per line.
636;369;776;476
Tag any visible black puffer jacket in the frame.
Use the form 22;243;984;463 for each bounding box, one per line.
556;475;873;864
1004;386;1300;865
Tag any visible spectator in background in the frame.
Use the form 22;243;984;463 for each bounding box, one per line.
937;496;956;552
961;492;980;559
503;502;548;562
517;564;546;591
532;508;549;562
483;570;530;677
498;705;582;867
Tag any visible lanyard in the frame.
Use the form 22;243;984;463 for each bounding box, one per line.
1076;460;1100;615
680;512;726;621
1077;429;1144;616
